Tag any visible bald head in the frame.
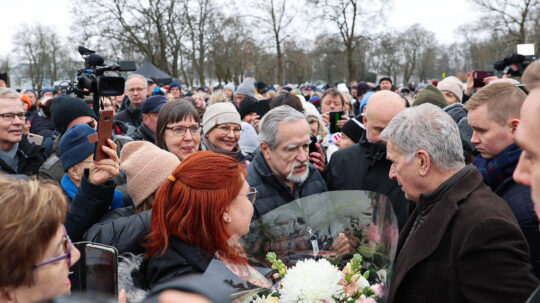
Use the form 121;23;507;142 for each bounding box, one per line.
363;90;406;144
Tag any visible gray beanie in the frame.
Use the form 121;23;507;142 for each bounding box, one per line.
235;78;256;97
202;102;242;136
224;82;235;92
437;77;463;102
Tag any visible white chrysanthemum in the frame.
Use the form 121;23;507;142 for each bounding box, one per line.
279;258;344;302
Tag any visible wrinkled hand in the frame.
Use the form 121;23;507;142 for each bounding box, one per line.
88;139;119;185
329;232;357;256
465;71;474;96
321;112;330;127
309;143;326;173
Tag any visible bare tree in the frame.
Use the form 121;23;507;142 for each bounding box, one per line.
472;0;540;44
372;33;400;82
399;24;435;84
310;0;388;82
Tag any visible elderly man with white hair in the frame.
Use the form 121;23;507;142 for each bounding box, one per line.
383;103;538;303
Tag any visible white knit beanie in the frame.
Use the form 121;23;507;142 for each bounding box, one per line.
120;141;180;208
437;77;464;102
202;102;241;136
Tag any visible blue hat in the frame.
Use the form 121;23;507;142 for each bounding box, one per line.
415;83;427;95
42;88;54;95
168;82;181;92
141;95;167;114
359;91;375;114
60;124;96;172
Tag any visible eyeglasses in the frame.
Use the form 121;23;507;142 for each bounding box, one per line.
165;125;200;136
238;187;257;204
0;113;26;122
34;226;72;269
216;125;241;136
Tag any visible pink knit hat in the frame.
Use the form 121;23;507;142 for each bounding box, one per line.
120;141;180;207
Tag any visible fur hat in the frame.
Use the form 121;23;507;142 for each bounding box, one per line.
120;141;180;208
437;77;463;102
235;78;256;97
413;84;448;109
51;95;98;134
60;124;96;172
202;102;241;136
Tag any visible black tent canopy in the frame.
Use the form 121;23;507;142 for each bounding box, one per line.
132;61;173;85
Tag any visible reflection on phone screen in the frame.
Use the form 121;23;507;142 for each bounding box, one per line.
85;247;115;294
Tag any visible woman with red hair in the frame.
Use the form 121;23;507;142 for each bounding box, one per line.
141;151;271;290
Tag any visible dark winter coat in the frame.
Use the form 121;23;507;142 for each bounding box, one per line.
324;133;411;230
29;116;56;139
247;149;327;220
84;207;151;255
388;166;539;303
127;123;155;143
65;169;116;242
115;100;142;128
0;135;46;176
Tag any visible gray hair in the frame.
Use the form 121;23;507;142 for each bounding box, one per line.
0;87;20;100
380;103;465;170
259;105;307;150
126;74;148;89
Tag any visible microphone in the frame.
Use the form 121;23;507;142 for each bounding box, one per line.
86;54;104;66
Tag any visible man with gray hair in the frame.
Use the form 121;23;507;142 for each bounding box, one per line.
115;74;148;127
0;87;46;175
384;103;538;303
247;105;327;220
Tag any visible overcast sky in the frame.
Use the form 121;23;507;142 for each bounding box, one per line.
1;0;481;59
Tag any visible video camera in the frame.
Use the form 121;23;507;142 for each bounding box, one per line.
71;46;136;98
493;53;537;77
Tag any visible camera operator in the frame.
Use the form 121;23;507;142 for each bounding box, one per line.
115;74;148;128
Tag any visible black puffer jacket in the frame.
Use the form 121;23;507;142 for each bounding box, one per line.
29;116;56;139
65;169;116;242
84;208;151;255
0;135;46;176
127;123;155;143
115;100;142;128
324;133;411;230
247;149;328;220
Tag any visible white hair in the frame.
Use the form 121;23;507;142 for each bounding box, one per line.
126;74;148;89
380;103;465;170
0;87;21;100
259;105;306;150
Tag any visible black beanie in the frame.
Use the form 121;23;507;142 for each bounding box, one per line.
341;116;364;143
413;84;448;109
51;95;98;134
239;96;258;120
379;77;392;84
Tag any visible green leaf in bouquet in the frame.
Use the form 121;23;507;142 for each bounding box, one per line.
266;252;287;278
363;271;370;280
357;245;376;258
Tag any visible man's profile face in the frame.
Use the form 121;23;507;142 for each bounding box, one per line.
25;91;37;105
380;80;392;91
262;119;311;184
0;97;25;150
126;77;148;107
387;140;420;203
468;104;515;159
513;88;540;219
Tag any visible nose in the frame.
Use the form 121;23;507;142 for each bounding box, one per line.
296;147;308;163
513;152;531;186
389;164;397;180
470;131;480;145
183;129;194;141
70;244;81;267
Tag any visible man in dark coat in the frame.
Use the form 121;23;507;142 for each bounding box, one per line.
466;82;540;278
382;103;538;303
247;105;327;220
115;74;148;127
0;87;46;176
127;95;167;143
325;90;410;229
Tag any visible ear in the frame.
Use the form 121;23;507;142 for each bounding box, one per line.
509;118;520;137
222;211;231;223
261;142;271;161
362;114;368;127
67;165;83;183
416;150;431;177
142;114;149;125
0;287;15;302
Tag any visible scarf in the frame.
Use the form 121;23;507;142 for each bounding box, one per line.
473;143;522;192
201;135;243;161
61;174;124;209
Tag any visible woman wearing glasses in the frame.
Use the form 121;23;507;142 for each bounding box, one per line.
155;101;201;161
138;151;268;291
201;102;251;166
0;176;80;302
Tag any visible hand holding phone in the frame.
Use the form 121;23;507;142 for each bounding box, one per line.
95;110;114;161
329;111;343;133
473;71;495;88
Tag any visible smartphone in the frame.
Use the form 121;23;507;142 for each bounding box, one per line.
329;111;343;133
308;135;318;156
473;71;495;88
95;110;114;161
27;133;44;146
71;242;118;296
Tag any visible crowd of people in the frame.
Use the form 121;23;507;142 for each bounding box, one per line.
1;59;540;303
